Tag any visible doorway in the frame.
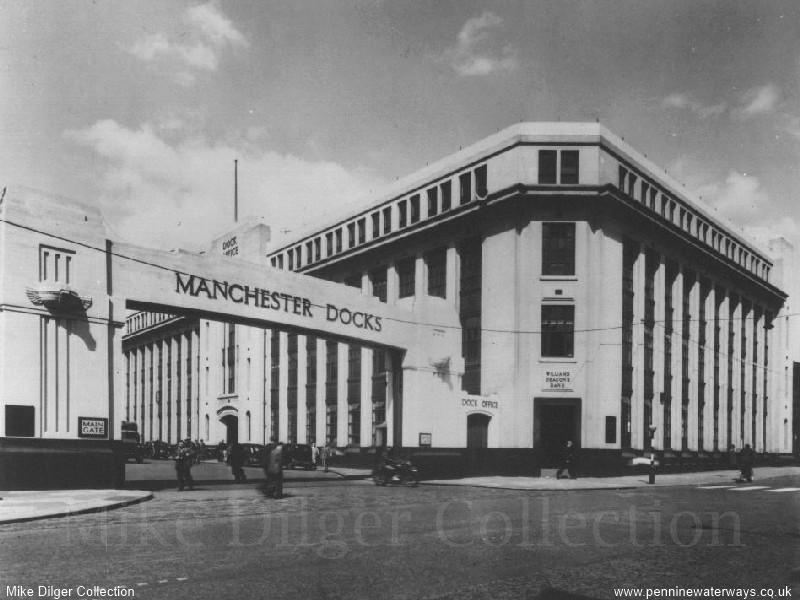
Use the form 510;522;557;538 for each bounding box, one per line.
220;414;238;447
467;413;490;448
534;398;581;467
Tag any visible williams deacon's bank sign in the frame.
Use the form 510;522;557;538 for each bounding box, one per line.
175;272;384;332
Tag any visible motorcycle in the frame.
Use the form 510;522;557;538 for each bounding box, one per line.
373;458;419;486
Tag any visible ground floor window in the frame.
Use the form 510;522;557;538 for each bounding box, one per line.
348;405;360;447
326;404;337;446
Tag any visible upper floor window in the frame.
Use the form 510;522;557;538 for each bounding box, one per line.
541;304;574;358
370;267;387;303
475;164;488;196
459;172;472;204
295;246;302;269
560;151;579;184
426;247;447;298
347;223;356;248
441;181;452;211
382;207;392;234
288;251;294;271
397;257;415;298
410;195;420;223
398;200;408;228
335;228;343;253
39;245;74;284
357;218;366;245
314;238;321;261
539;150;558;184
427;187;438;217
542;222;576;276
305;241;314;264
371;212;380;239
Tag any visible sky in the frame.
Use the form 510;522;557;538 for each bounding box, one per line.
2;1;799;254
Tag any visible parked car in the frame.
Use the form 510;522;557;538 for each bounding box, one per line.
120;421;143;463
239;443;266;467
283;444;316;470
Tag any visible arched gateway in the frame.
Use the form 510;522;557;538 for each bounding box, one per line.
0;188;461;489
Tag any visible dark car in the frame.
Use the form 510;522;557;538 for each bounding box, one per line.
238;443;266;467
284;444;316;470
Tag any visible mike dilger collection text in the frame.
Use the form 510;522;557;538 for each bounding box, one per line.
5;586;136;599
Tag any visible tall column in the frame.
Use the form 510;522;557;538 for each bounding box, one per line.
651;255;666;451
717;290;730;452
278;331;288;443
631;243;646;450
668;267;683;451
754;310;765;451
263;328;273;443
337;342;349;445
387;263;398;306
360;347;373;447
192;327;201;441
730;298;742;448
414;253;425;299
180;332;190;441
742;303;753;447
315;338;326;448
446;242;459;308
297;334;308;444
701;286;716;453
686;273;700;451
385;354;395;448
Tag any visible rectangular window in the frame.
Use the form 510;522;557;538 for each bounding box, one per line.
441;181;452;211
5;405;35;437
397;257;415;298
288;251;294;271
314;237;321;261
618;166;628;191
459;172;472;204
541;305;574;358
542;222;576;276
427;187;438;217
560;151;579;184
335;229;343;253
410;195;420;223
371;212;380;239
475;164;488;196
382;207;392;234
305;241;314;264
295;246;302;269
398;200;408;228
370;267;387;303
326;232;333;257
426;247;447;298
347;223;356;248
357;218;366;244
539;150;557;184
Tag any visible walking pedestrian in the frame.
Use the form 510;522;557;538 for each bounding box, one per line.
230;443;247;483
175;438;194;491
264;440;284;498
738;443;755;483
556;440;578;480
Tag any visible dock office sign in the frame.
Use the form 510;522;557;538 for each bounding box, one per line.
543;369;574;392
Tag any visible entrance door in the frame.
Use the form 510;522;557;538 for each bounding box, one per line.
220;415;238;446
534;400;580;467
467;413;490;448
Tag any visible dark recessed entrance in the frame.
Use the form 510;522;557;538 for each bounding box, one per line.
467;413;490;449
534;398;581;467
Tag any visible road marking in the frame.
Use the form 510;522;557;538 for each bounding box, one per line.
727;486;770;491
766;487;800;493
177;578;188;582
697;485;737;489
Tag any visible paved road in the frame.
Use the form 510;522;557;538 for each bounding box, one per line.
1;474;797;600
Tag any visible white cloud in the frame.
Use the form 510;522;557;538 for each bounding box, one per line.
127;3;246;83
186;3;247;48
444;12;518;77
661;92;726;119
65;120;387;251
739;84;780;116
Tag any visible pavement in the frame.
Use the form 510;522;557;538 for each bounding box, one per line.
1;464;798;525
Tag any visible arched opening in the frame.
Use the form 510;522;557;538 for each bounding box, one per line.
467;413;490;449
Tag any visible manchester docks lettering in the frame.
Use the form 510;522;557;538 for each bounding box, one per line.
175;272;382;332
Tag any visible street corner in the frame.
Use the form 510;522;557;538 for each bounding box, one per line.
0;489;153;525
